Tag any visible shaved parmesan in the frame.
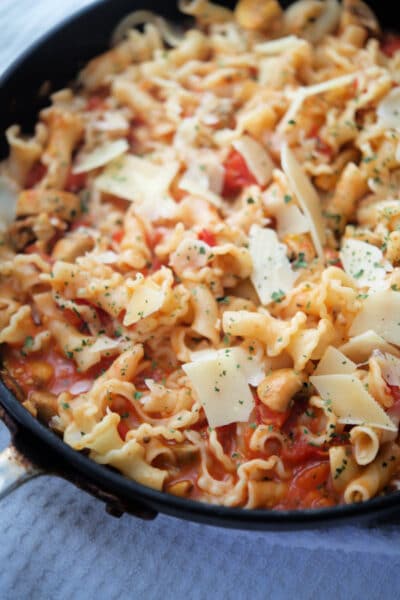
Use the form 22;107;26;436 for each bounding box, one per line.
313;346;356;376
183;347;256;428
340;239;390;290
377;87;400;129
124;275;166;326
249;225;298;305
232;135;274;186
95;154;179;220
340;331;400;362
0;175;18;232
179;162;223;208
190;346;265;386
375;352;400;387
89;336;121;353
310;374;397;431
276;203;310;237
254;35;303;55
349;290;400;346
281;143;325;259
73;139;129;174
91;251;119;264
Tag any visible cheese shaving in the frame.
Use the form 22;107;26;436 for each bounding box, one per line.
313;346;356;376
124;274;167;326
0;175;18;232
190;346;265;386
254;35;303;55
377;87;400;129
183;347;256;428
95;154;179;220
349;290;400;346
281;143;325;258
179;162;223;208
232;135;274;186
340;330;400;363
276;203;310;237
340;239;390;290
310;374;397;431
73;139;129;174
249;225;298;305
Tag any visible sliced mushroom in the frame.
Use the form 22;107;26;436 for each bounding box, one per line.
16;189;81;221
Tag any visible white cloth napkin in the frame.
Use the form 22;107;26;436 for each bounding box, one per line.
1;2;400;597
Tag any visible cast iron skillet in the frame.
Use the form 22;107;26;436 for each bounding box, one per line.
0;0;399;530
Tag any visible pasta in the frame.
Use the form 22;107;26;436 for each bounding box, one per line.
2;0;400;510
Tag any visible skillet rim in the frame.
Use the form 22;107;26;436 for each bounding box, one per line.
1;0;400;529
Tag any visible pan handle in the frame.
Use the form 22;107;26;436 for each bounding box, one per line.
0;445;42;500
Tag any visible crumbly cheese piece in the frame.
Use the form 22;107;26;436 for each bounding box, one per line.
254;35;303;55
183;347;256;428
232;135;274;186
340;330;400;362
123;275;166;326
249;225;298;305
310;374;397;431
313;346;356;376
340;239;390;290
281;143;325;259
73;139;129;174
349;290;400;346
0;175;18;232
95;154;179;219
377;87;400;129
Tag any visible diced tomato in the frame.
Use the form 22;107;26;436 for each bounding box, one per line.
294;460;330;491
112;229;124;244
86;95;107;111
198;229;217;247
281;435;328;466
283;460;334;509
256;402;291;430
65;169;87;193
25;162;47;188
222;149;257;197
381;34;400;57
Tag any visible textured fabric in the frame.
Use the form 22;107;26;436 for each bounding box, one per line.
1;2;400;598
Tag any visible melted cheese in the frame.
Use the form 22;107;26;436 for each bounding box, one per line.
73;139;129;174
340;330;400;362
313;346;356;376
281;143;325;258
249;225;298;305
310;374;397;431
349;290;400;346
95;154;179;220
340;239;390;290
183;347;256;428
232;135;274;186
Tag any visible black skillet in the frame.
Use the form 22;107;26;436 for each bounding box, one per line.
0;0;399;530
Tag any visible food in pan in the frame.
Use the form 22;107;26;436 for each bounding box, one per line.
1;0;400;510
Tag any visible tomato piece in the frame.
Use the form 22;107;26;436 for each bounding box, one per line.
25;162;47;188
112;229;124;244
86;95;107;111
65;169;87;193
294;461;330;491
256;402;291;429
222;149;257;197
381;34;400;57
281;435;328;466
215;423;237;455
198;229;217;247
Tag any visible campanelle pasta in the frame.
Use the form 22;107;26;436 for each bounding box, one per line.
2;0;400;510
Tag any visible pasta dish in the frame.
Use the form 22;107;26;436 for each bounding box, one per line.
2;0;400;510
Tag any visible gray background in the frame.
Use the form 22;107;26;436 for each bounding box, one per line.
1;1;400;598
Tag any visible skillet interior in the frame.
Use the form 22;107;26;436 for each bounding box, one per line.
1;0;400;529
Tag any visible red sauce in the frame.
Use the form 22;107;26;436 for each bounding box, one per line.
198;229;217;247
